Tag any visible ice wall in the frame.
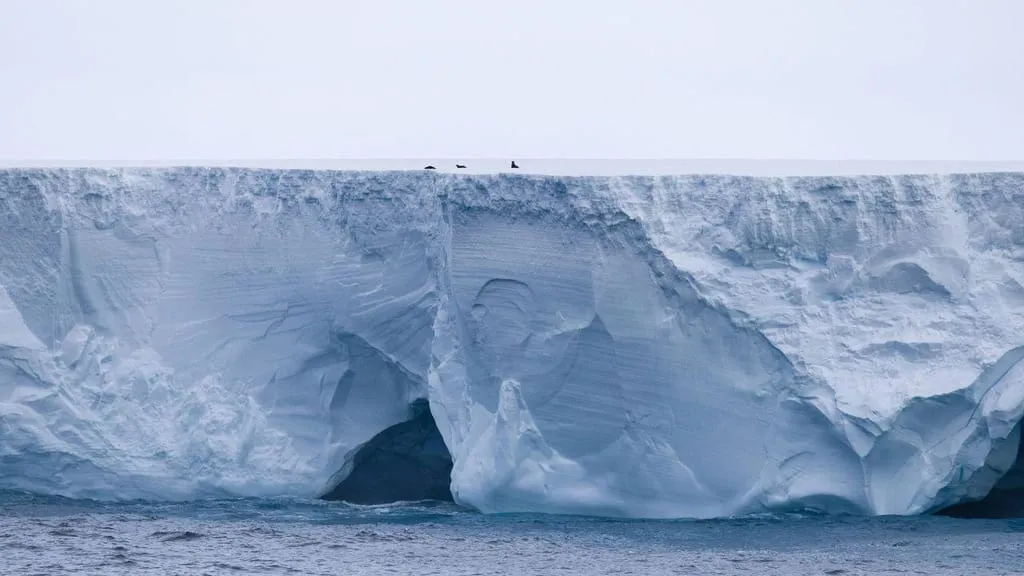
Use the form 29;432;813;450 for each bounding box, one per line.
1;168;1022;517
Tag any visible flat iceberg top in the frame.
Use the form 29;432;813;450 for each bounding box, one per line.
0;167;1022;518
5;158;1024;177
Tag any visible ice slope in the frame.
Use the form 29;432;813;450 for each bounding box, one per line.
1;168;1023;517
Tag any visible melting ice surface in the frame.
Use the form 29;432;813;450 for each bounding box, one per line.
1;167;1023;519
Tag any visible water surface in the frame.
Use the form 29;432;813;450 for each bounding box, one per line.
2;492;1022;575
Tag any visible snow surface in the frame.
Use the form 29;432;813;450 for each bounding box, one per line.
1;167;1023;518
7;158;1024;177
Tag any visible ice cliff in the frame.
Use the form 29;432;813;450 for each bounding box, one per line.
1;168;1023;518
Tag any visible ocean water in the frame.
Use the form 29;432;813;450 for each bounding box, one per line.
1;493;1022;575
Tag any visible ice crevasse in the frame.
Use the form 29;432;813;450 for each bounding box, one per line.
1;168;1023;519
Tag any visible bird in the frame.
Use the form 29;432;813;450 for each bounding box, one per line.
511;161;519;169
455;164;466;169
424;165;436;170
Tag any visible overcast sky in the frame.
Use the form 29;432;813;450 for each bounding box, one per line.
1;0;1022;161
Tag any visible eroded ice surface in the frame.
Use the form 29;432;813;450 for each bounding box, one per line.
1;168;1023;518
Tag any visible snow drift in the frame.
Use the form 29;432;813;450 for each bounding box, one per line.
0;168;1022;518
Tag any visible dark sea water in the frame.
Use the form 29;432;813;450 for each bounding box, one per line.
1;492;1022;576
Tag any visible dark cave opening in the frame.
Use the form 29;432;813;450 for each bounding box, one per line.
322;400;454;504
937;426;1024;519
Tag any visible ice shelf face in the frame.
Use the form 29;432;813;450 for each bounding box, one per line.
0;168;1023;518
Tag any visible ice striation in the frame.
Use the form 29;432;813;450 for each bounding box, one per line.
1;168;1023;518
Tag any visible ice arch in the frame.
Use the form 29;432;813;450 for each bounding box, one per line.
322;400;454;504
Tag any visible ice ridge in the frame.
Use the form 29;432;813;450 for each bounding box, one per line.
0;167;1022;518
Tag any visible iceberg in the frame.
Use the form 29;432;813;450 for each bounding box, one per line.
0;167;1022;518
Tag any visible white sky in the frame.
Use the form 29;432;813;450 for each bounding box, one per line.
1;0;1022;161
